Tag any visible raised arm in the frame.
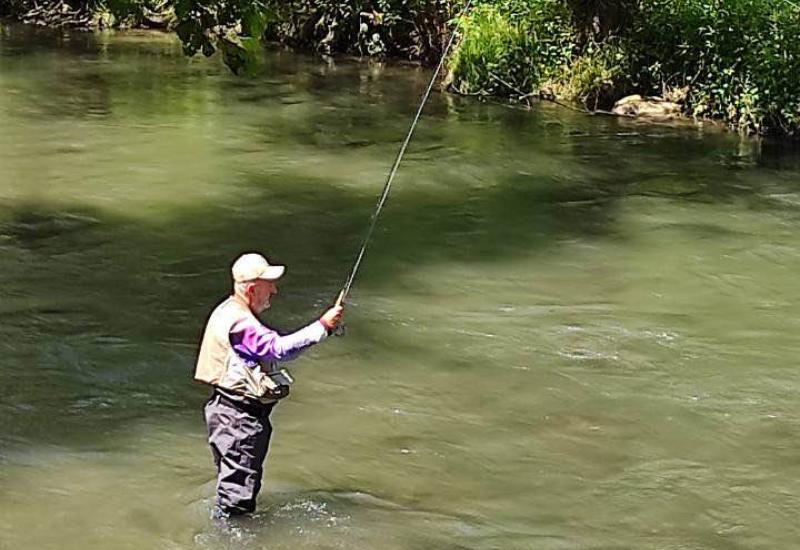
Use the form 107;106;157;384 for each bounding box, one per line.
230;305;343;362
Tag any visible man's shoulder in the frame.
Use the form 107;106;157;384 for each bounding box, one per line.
230;314;271;335
204;297;229;320
205;297;256;330
209;296;249;316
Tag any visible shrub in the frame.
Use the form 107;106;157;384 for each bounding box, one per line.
260;0;455;62
447;0;574;97
448;0;800;135
627;0;800;134
545;37;631;110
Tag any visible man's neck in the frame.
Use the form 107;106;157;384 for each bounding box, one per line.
231;292;254;313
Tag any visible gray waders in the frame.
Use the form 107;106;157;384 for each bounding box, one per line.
204;390;275;516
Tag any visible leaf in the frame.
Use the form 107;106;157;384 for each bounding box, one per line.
242;7;267;37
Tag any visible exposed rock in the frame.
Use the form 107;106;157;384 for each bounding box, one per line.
612;94;682;120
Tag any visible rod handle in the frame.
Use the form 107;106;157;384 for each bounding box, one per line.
331;290;347;337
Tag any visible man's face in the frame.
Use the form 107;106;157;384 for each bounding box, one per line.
248;279;278;313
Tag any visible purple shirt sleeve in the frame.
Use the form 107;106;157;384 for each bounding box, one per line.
229;316;328;363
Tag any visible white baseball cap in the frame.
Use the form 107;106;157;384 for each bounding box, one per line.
231;253;285;283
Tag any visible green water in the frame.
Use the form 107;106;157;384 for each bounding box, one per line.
2;23;800;550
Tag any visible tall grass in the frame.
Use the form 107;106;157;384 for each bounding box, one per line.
628;0;800;134
448;0;800;136
448;1;574;96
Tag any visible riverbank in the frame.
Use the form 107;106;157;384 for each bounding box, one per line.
447;0;799;138
2;0;798;138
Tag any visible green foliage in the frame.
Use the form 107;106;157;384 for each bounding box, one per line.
626;0;800;134
171;0;268;72
258;0;455;61
5;0;799;136
168;0;457;73
448;0;799;136
546;38;630;109
447;0;573;96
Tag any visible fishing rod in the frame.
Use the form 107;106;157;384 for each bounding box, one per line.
334;0;473;310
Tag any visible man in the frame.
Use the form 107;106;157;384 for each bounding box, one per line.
194;252;343;518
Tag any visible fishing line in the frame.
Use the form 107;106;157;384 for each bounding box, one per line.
336;0;795;306
336;0;473;305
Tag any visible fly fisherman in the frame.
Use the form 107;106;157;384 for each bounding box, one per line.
194;252;344;518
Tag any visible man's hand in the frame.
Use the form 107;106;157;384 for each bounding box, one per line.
320;304;344;331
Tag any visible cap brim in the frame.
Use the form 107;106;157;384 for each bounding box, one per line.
256;265;285;281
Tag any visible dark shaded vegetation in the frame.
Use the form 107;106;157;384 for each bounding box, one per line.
1;0;171;28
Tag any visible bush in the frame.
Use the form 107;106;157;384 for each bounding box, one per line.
259;0;455;62
545;37;631;110
626;0;800;134
448;0;800;135
447;0;574;97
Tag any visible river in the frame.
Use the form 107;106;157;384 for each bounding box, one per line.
1;22;799;550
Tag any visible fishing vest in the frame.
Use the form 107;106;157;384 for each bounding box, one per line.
194;297;292;402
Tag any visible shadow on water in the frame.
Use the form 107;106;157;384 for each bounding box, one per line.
2;135;799;451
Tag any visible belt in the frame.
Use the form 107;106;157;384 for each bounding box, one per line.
213;388;276;418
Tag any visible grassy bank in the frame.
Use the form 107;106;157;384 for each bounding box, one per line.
448;0;800;136
3;0;798;136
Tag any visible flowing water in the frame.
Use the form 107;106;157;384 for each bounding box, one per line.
2;23;800;550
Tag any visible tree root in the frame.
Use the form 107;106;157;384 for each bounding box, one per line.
20;0;92;29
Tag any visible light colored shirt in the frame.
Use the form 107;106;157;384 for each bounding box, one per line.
229;316;328;364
